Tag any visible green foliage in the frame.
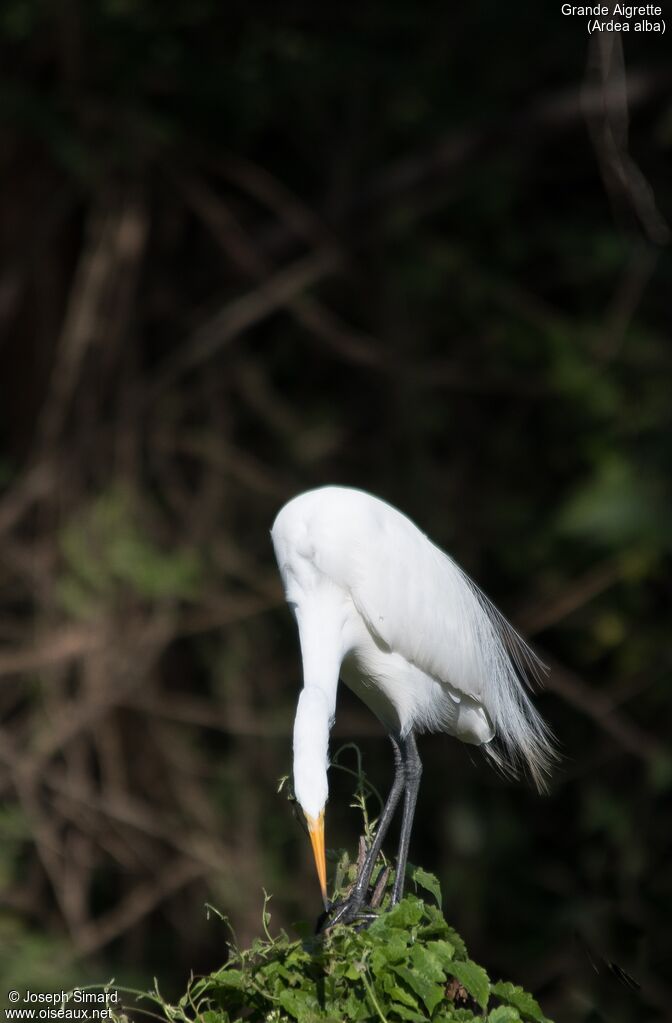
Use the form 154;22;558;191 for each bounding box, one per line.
557;453;669;550
412;868;443;911
111;869;551;1023
0;811;68;991
488;985;546;1023
57;487;202;618
0;914;78;996
0;806;31;914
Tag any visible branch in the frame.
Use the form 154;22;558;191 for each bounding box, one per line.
517;559;623;636
583;35;669;245
0;626;105;678
37;185;149;447
71;857;203;958
543;654;665;765
150;246;341;394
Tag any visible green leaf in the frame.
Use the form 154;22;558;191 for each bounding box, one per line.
391;1004;428;1022
386;983;420;1010
343;988;372;1021
446;960;490;1011
491;982;546;1022
371;930;411;969
412;867;443;909
393;964;445;1015
370;896;424;932
410;943;448;983
489;1007;522;1022
211;967;246;989
435;1011;478;1022
278;988;321;1021
344;961;365;980
427;939;455;966
417;905;467;955
441;925;468;960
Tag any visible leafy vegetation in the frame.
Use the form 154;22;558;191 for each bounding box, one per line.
57;487;203;617
111;866;550;1023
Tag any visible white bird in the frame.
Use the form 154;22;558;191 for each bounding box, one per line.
271;485;555;925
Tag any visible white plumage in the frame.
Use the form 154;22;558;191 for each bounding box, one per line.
271;485;555;909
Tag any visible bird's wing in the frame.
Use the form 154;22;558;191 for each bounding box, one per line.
345;511;554;789
345;507;542;701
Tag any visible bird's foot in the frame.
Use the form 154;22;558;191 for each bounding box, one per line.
316;864;391;933
317;895;377;933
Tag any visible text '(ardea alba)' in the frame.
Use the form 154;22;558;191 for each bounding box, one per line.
272;486;555;926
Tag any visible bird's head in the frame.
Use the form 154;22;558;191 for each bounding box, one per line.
293;687;330;904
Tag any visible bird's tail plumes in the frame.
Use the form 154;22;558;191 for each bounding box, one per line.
451;564;558;793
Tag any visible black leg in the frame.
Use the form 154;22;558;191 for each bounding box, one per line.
323;735;405;928
391;731;422;905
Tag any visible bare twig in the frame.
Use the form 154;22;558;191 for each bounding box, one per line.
181;175;384;368
0;461;55;536
12;773;86;944
159;430;292;499
0;626;105;679
216;152;338;252
43;773;232;874
543;655;665;765
150;247;341;394
517;559;623;636
37;185;149;446
583;35;670;245
595;240;660;360
71;857;204;958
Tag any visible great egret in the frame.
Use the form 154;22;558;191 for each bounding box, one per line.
271;486;554;926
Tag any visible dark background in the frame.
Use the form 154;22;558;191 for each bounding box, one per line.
0;3;670;1021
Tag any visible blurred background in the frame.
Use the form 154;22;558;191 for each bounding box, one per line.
0;3;670;1021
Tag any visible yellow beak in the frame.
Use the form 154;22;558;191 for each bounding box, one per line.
305;811;327;905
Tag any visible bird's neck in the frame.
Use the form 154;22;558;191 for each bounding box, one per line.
293;686;331;819
295;587;349;712
292;587;348;818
